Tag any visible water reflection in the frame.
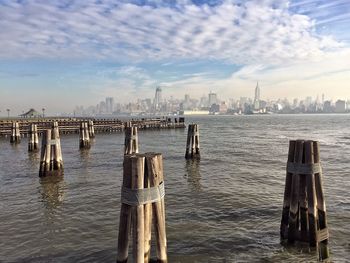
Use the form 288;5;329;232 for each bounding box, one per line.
39;176;66;210
185;159;201;192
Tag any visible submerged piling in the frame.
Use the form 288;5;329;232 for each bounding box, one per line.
10;122;21;143
39;122;64;177
28;124;39;151
280;140;329;260
79;122;91;149
185;124;200;159
117;153;167;263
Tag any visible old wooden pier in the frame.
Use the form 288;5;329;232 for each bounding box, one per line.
0;117;185;137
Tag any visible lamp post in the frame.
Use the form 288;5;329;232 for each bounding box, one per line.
6;109;10;118
42;108;45;118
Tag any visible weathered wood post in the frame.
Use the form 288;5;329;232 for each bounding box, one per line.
124;125;139;155
79;122;91;149
39;122;64;177
280;140;329;260
88;120;95;138
117;153;167;263
185;124;200;159
10;122;21;143
28;124;39;151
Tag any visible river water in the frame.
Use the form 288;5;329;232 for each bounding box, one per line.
1;115;349;262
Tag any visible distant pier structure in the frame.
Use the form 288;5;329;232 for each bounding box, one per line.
0;117;185;137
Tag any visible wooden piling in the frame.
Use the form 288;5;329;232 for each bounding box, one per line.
185;124;200;159
117;156;133;263
10;122;21;143
124;126;139;155
39;122;63;177
146;153;167;263
28;124;39;151
88;120;95;138
79;122;91;149
280;140;329;260
117;153;167;263
131;156;145;263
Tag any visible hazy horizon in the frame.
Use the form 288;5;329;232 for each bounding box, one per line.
1;0;350;115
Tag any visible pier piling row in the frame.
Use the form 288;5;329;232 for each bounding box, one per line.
10;122;21;143
28;124;39;151
0;117;185;137
185;124;200;159
280;140;329;260
79;122;91;149
39;122;64;177
117;153;167;263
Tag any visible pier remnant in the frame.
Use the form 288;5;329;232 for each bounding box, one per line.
79;122;91;149
88;120;95;138
10;122;21;143
28;124;39;151
185;124;200;159
117;153;167;263
124;125;139;155
39;122;64;177
280;140;329;260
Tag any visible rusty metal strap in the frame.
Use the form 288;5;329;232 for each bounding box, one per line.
121;182;165;206
287;162;322;175
125;135;137;140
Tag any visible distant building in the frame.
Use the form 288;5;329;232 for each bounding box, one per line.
19;108;41;118
208;92;217;106
323;101;333;113
335;100;346;113
106;97;114;114
154;87;162;110
253;82;260;110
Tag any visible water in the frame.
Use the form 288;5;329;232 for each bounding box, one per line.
1;115;350;262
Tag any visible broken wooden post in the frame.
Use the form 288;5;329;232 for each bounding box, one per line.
124;125;139;155
88;120;95;138
117;153;167;263
185;124;200;159
79;122;91;149
28;124;39;151
10;122;21;143
39;122;64;177
280;140;329;260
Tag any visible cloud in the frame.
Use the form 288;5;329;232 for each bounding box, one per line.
0;0;343;64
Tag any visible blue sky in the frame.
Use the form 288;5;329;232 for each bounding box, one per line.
0;0;350;114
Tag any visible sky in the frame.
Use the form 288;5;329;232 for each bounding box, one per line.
0;0;350;114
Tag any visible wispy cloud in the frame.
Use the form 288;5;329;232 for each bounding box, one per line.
0;0;343;63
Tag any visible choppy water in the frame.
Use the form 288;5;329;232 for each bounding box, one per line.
1;115;350;262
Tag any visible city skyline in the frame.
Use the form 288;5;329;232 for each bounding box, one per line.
1;0;350;114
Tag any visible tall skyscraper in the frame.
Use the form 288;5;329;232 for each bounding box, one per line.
154;86;162;110
208;91;217;106
105;97;114;114
254;82;260;110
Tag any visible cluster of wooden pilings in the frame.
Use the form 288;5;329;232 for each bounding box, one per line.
124;123;139;155
280;140;329;260
28;124;39;151
117;153;167;263
10;122;21;143
185;124;200;159
79;122;91;149
0;117;185;137
39;122;64;177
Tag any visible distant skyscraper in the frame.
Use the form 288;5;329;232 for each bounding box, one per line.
254;82;260;110
106;97;114;114
154;86;162;110
208;91;217;106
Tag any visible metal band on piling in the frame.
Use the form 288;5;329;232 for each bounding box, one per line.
286;162;322;175
121;182;165;206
